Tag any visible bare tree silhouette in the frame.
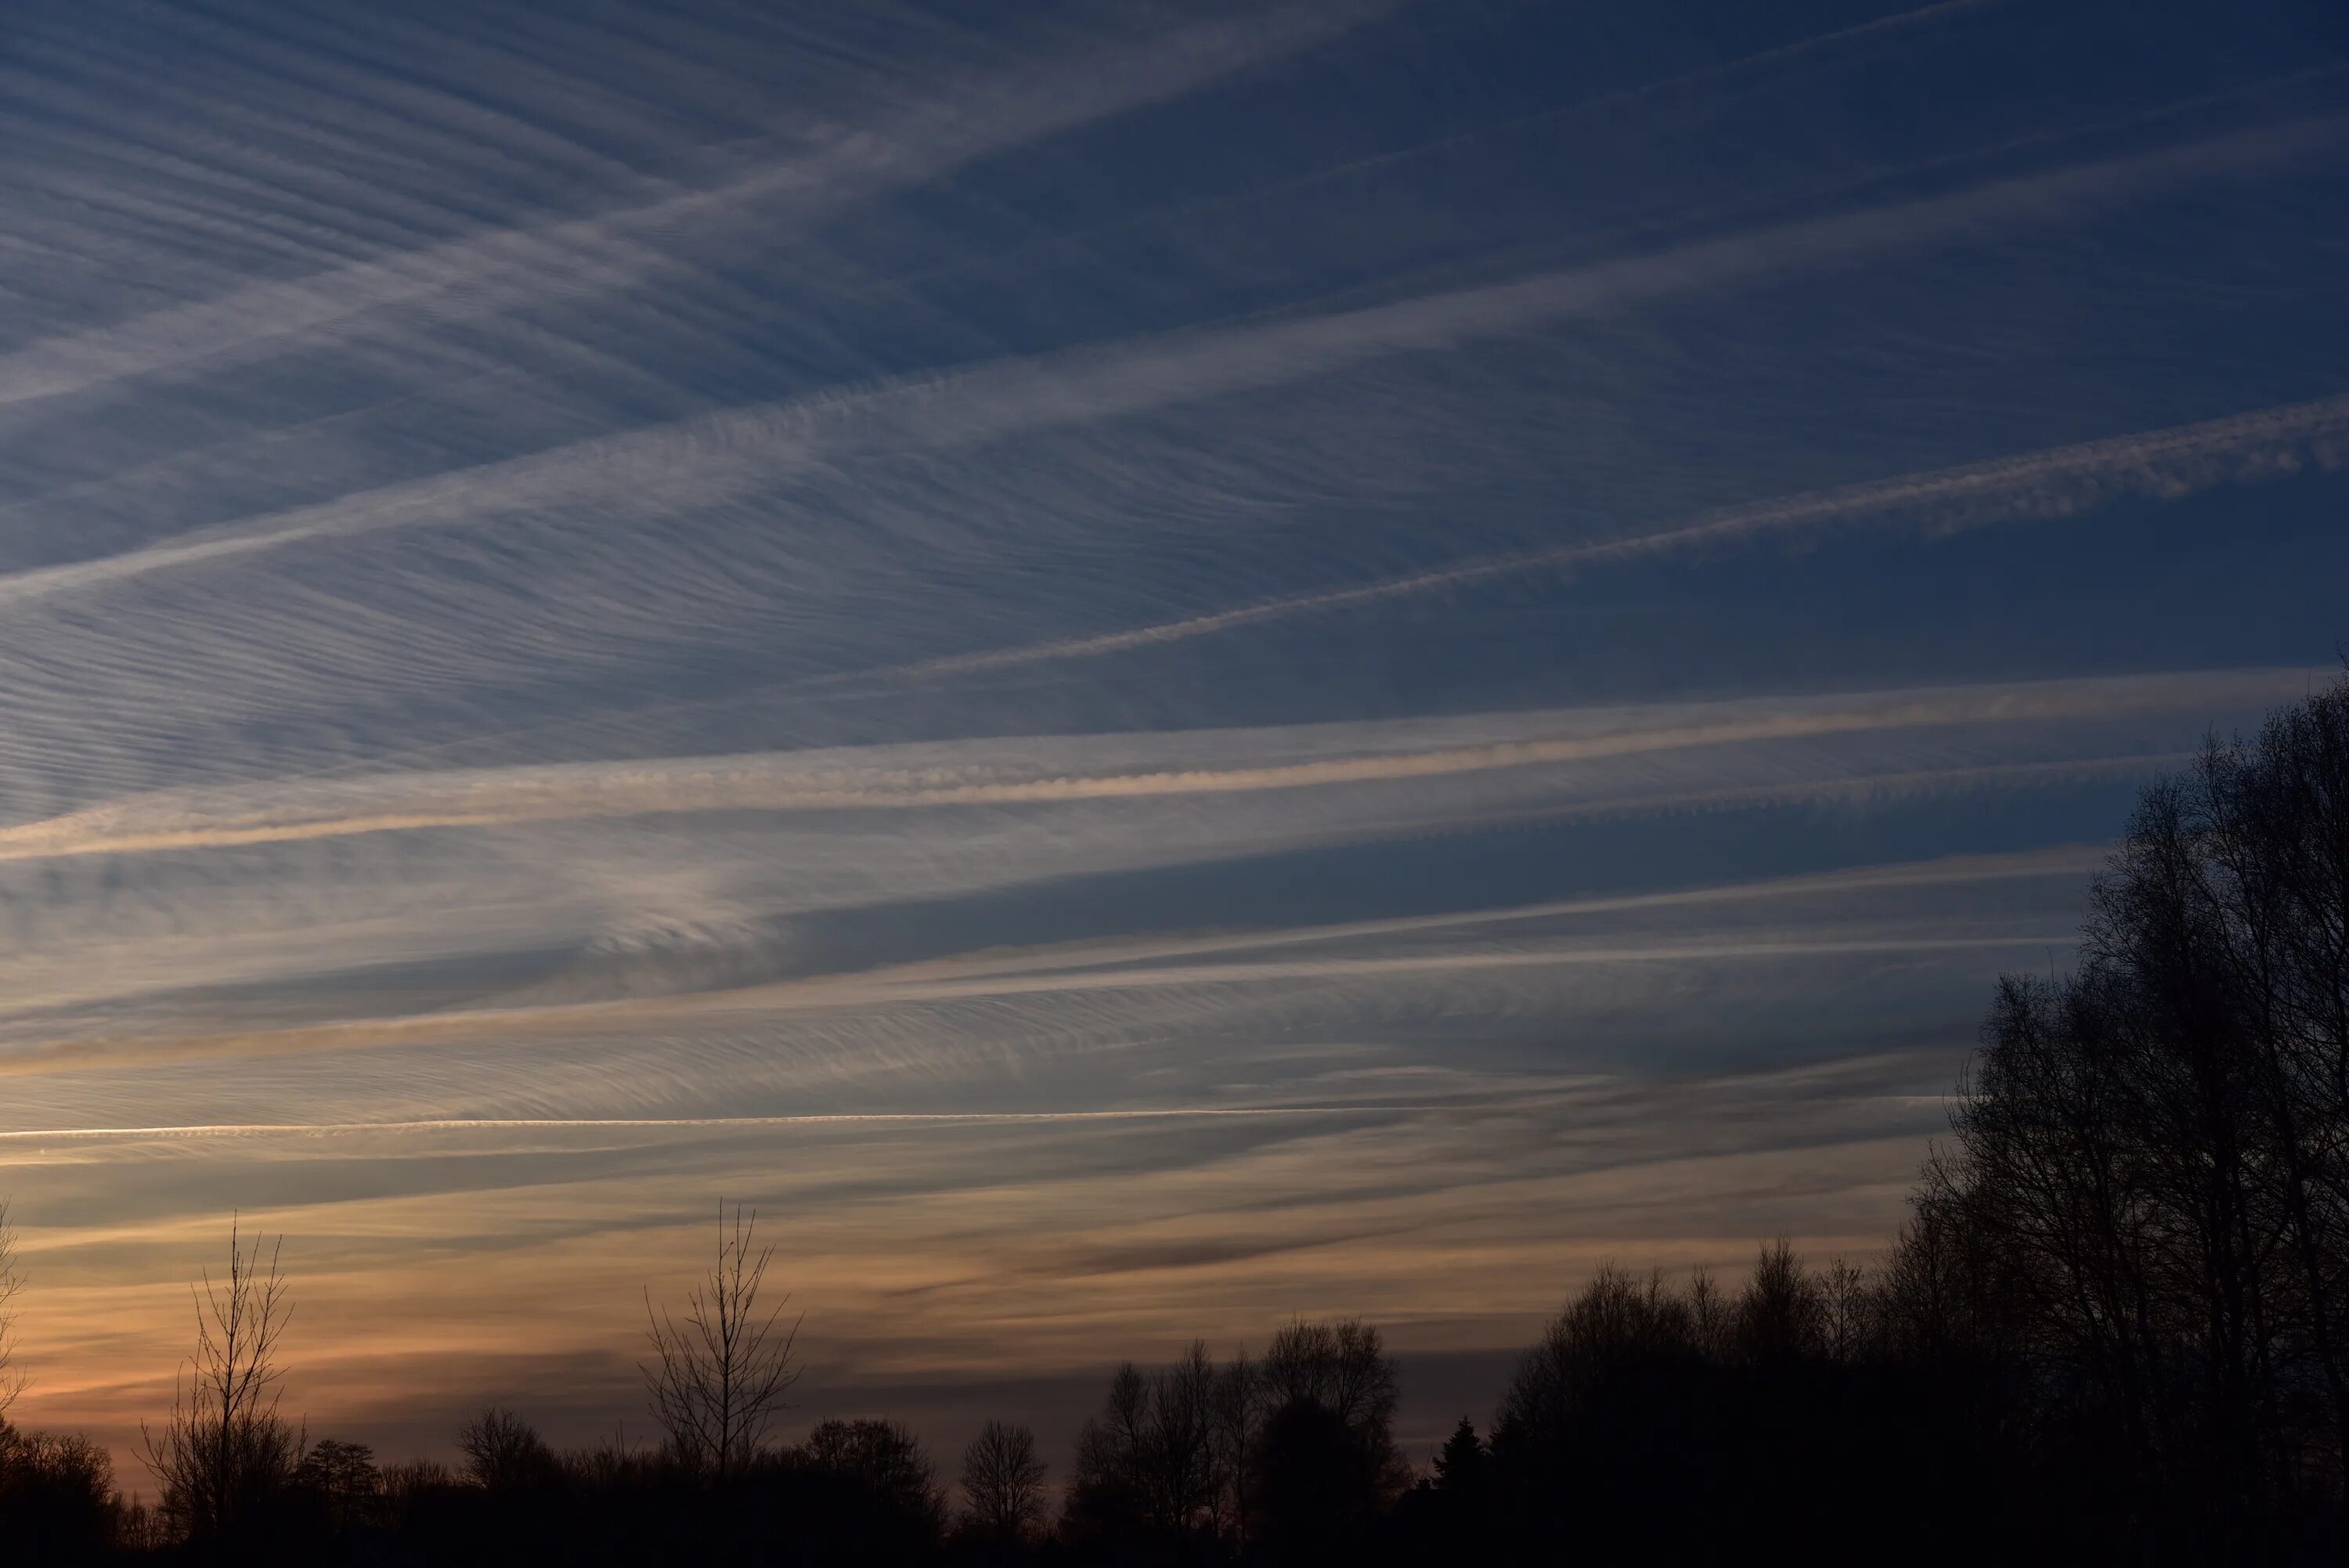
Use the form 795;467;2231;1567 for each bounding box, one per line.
958;1418;1046;1543
456;1407;555;1491
1821;1256;1873;1363
139;1217;300;1542
0;1200;25;1422
642;1202;801;1480
1067;1346;1257;1544
805;1418;941;1516
1734;1239;1828;1365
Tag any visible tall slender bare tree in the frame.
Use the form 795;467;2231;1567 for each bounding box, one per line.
140;1217;301;1541
642;1202;800;1480
0;1199;25;1422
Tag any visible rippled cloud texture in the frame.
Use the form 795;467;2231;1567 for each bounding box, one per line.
2;0;2345;1465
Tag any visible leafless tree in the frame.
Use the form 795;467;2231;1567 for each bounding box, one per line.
378;1457;454;1501
1686;1263;1729;1356
0;1199;25;1421
1260;1319;1398;1437
804;1417;942;1527
1257;1317;1405;1506
456;1406;555;1491
959;1418;1047;1543
1207;1350;1256;1541
1733;1239;1828;1365
1070;1341;1229;1541
1820;1256;1874;1363
1500;1265;1698;1444
1932;671;2349;1530
642;1202;800;1480
140;1217;301;1541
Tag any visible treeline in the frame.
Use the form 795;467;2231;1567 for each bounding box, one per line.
0;670;2341;1566
0;1245;2028;1568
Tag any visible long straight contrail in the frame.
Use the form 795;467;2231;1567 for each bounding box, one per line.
871;393;2349;680
0;1103;1493;1144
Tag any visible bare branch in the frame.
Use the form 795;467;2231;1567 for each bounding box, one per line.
139;1216;301;1542
641;1202;802;1480
0;1199;25;1420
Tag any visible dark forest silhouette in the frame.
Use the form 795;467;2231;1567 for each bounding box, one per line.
2;671;2346;1565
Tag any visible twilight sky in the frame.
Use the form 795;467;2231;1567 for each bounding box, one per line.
2;0;2346;1472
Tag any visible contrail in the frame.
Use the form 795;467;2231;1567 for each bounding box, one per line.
0;0;1389;414
871;393;2349;681
0;928;2061;1082
0;1104;1487;1144
0;672;2295;862
0;118;2333;610
0;859;2095;1079
951;841;2110;979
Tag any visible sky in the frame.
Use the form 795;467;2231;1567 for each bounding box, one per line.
1;0;2346;1477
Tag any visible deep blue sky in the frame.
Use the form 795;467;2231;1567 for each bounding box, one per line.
0;0;2344;1465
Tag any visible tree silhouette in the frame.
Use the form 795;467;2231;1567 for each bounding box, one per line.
1733;1239;1828;1366
958;1418;1046;1544
139;1218;301;1544
1925;672;2349;1552
0;1426;117;1563
456;1408;555;1491
1259;1318;1403;1487
1431;1418;1485;1493
293;1436;380;1541
642;1203;800;1481
803;1416;945;1555
292;1438;377;1498
1254;1397;1377;1561
1067;1339;1236;1546
0;1201;24;1422
805;1418;937;1494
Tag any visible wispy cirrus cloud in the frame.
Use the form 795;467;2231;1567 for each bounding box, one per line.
878;395;2349;679
4;0;2345;1469
0;669;2297;860
0;0;1391;418
1;115;2336;609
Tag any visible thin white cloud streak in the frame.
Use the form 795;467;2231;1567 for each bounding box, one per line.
0;1;1387;415
0;785;2105;1049
0;726;2177;1040
0;1054;1952;1151
799;935;2060;1013
1506;753;2196;831
218;845;2044;1086
966;843;2109;979
0;842;2098;1070
0;1105;1466;1145
878;395;2349;679
0;927;2050;1086
0;671;2294;863
0;116;2335;608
